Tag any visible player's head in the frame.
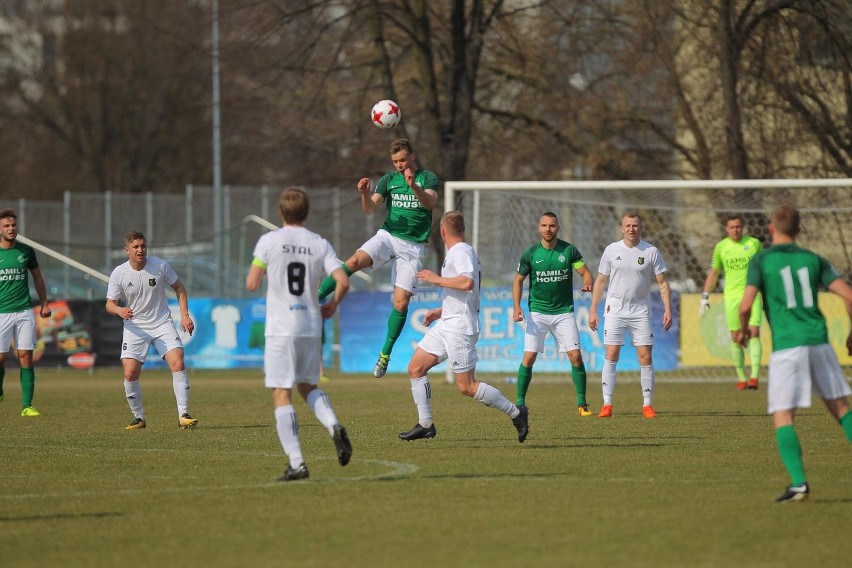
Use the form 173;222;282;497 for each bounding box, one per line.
441;210;465;239
769;205;801;239
279;187;309;224
725;215;744;241
538;212;559;242
390;138;416;172
620;211;642;242
124;231;148;261
0;208;18;242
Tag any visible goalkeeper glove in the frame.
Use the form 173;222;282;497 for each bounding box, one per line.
699;293;710;317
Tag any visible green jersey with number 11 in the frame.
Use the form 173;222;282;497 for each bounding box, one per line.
746;243;839;351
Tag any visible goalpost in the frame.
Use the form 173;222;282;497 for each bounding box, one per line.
443;178;852;379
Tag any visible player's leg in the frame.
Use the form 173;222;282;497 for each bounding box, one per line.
553;313;590;414
400;329;443;440
122;358;146;429
599;316;624;417
636;345;656;418
266;337;309;480
0;354;5;403
768;347;811;502
294;337;352;466
272;387;309;481
156;322;195;429
0;315;12;402
747;294;764;389
14;310;39;415
516;313;545;406
318;249;372;300
725;295;748;389
376;286;413;376
809;344;852;442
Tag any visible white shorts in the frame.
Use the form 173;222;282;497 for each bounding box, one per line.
359;229;425;294
121;320;184;362
264;336;321;389
524;312;581;353
603;314;654;347
0;310;36;352
767;344;852;414
417;319;478;373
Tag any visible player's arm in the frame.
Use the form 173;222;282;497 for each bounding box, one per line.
245;259;266;292
656;272;673;331
170;278;195;336
576;264;593;292
423;307;442;326
417;269;473;291
700;267;720;317
357;178;380;215
737;285;759;348
589;273;608;332
512;272;526;322
320;267;350;319
404;169;438;210
827;278;852;355
29;266;51;318
106;298;132;320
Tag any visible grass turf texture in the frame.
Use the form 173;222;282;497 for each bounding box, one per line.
1;368;850;567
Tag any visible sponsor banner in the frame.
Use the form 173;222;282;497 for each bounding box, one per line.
144;298;334;370
681;292;852;366
339;288;679;374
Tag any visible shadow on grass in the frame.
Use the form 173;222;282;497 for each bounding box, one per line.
0;511;123;523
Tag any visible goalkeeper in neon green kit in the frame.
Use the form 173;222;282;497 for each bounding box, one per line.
700;215;763;389
317;139;438;377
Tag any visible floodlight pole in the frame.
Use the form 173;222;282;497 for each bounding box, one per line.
212;0;223;295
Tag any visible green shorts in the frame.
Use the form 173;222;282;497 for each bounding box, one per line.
725;292;762;331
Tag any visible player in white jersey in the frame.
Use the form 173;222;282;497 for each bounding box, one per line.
589;212;673;418
106;231;197;430
398;211;529;443
246;187;352;482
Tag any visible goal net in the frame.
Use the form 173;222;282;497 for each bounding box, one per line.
445;179;852;379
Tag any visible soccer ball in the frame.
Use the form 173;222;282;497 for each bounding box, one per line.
371;99;401;129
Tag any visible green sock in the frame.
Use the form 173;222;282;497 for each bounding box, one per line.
0;366;5;397
571;363;587;406
516;364;532;406
749;337;762;379
776;425;806;486
730;343;747;381
840;411;852;442
380;308;407;357
318;263;354;300
20;367;35;408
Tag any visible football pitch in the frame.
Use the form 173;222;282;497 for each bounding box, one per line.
1;368;850;567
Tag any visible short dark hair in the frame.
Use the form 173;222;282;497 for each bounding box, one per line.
541;212;559;223
0;208;16;221
725;215;744;225
279;187;309;224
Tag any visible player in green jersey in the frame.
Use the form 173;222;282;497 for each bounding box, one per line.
737;205;852;503
317;139;439;378
0;209;52;416
700;215;763;390
512;212;594;416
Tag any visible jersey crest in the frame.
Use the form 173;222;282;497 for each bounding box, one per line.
637;257;645;265
148;278;156;287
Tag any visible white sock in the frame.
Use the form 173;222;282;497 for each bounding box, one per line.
602;359;617;406
306;389;338;435
275;405;304;469
172;370;190;416
124;379;144;420
410;376;433;427
640;365;655;406
473;382;519;418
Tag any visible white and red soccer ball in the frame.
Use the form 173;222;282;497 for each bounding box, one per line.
371;99;401;129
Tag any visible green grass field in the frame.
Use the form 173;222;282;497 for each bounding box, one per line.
1;368;850;567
